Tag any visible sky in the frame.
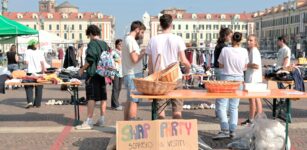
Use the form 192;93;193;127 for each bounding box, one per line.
6;0;289;38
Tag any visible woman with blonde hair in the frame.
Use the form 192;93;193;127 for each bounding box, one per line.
241;34;263;125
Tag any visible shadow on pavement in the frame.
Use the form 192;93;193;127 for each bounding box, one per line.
0;112;73;126
72;137;110;150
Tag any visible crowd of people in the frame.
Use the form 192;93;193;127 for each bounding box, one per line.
74;14;293;139
1;13;294;141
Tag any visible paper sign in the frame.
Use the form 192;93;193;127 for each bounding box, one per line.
116;119;198;150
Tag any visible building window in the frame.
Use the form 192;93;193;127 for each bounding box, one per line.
177;33;182;37
200;33;203;39
206;25;211;30
64;25;67;30
79;33;82;39
79;24;82;30
186;24;189;30
49;25;52;30
213;25;219;30
41;25;44;30
178;24;181;30
72;33;75;39
186;33;190;39
173;25;175;30
64;33;67;39
34;25;37;30
206;33;211;40
72;25;74;30
213;33;216;39
57;25;59;30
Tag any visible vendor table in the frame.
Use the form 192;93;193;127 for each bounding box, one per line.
265;79;307;123
5;82;81;125
131;89;307;150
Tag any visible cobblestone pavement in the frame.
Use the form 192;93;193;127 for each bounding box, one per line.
1;59;307;150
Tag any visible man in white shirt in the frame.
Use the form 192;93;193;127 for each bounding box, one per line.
146;14;191;119
122;21;146;120
277;35;291;68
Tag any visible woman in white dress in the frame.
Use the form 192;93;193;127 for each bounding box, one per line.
241;35;263;125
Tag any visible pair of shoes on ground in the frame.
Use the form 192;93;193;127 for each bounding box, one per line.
183;103;215;110
111;105;123;111
240;119;254;126
46;99;70;105
75;119;105;130
212;130;235;140
25;102;40;109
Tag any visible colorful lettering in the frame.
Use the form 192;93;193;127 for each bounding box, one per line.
171;122;178;136
121;125;133;142
185;122;192;135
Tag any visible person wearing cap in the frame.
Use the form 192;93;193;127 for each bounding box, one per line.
24;39;45;108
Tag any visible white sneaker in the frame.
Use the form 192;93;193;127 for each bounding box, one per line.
75;121;93;130
25;102;33;109
94;118;105;127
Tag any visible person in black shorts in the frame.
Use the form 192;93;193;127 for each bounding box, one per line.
76;25;109;130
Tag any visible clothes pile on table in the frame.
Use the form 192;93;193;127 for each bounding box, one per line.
58;66;82;82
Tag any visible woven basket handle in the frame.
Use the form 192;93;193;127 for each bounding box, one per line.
153;54;162;82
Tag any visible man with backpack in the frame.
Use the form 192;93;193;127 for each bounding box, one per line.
76;25;109;130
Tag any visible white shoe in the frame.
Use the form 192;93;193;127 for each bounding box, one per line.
75;121;93;130
94;118;105;127
25;102;33;109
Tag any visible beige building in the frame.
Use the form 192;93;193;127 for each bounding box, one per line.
253;0;307;54
143;8;254;49
2;0;115;45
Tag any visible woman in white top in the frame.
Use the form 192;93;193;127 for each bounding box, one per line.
213;32;249;140
241;35;263;125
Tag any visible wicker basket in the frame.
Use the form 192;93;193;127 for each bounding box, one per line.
159;62;180;82
204;81;241;93
133;78;177;95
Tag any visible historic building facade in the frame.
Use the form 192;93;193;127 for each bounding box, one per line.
2;0;115;45
143;8;254;49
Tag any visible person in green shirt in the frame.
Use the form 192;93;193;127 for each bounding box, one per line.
76;25;109;130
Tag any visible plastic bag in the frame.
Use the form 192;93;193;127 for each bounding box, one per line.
227;113;290;150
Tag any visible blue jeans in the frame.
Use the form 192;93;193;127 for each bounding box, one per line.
124;72;143;103
216;74;243;132
7;64;19;72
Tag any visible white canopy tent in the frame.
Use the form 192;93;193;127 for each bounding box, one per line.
16;30;73;53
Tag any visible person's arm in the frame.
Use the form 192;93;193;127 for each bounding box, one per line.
218;48;225;68
40;60;45;73
79;63;89;76
130;49;145;64
15;54;19;63
219;63;224;68
147;54;153;75
179;51;191;74
247;63;259;69
283;57;289;68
